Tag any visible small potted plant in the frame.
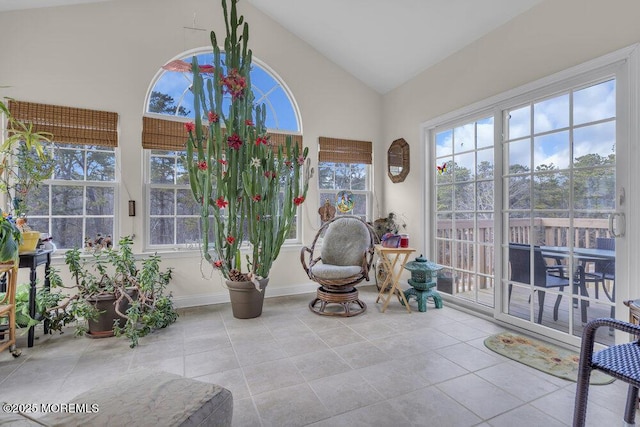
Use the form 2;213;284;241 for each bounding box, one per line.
47;236;178;348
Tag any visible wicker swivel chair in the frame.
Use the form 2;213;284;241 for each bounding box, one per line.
0;261;21;357
574;318;640;426
301;216;376;317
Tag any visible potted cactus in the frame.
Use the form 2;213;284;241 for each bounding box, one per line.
175;0;311;318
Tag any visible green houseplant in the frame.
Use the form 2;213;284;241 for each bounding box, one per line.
0;98;55;250
47;236;178;348
9;282;67;330
178;0;311;318
0;208;21;262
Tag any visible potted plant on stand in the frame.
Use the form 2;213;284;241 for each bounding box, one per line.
0;99;55;251
176;0;311;318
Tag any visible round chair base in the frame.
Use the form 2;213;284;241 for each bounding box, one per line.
309;286;366;317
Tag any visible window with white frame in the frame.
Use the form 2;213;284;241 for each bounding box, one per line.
147;147;200;247
7;101;118;250
317;137;372;221
143;49;302;248
32;143;117;250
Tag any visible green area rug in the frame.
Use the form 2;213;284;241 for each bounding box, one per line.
484;332;614;385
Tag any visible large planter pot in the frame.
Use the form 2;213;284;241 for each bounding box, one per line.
226;278;269;319
86;290;135;338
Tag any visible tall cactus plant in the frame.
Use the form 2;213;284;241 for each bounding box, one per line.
182;0;311;282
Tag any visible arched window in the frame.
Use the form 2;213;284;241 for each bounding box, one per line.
142;49;302;249
145;49;300;132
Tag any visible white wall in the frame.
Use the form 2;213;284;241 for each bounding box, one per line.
6;0;639;308
0;0;383;305
381;0;640;264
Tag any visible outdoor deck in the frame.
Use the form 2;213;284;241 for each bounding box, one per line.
449;282;617;346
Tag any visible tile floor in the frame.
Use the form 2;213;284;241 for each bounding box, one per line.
0;285;633;426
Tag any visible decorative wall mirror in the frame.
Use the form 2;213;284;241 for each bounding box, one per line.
387;138;410;183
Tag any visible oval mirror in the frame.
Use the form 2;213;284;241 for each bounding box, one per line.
388;138;410;183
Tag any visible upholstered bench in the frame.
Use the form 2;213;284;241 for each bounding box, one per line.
1;369;233;426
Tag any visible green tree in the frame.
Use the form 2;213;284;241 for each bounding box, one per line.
533;163;568;210
477;160;494;213
573;153;615;211
148;91;190;116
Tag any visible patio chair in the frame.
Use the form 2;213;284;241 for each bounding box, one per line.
573;318;640;427
301;216;376;317
508;243;586;324
583;237;615;317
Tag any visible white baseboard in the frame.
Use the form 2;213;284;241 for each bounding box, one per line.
172;282;318;309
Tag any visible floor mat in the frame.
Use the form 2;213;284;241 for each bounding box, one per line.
484;332;614;385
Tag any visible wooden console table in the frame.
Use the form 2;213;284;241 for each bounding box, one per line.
374;245;415;313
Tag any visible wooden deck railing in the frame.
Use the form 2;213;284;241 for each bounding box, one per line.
436;218;611;294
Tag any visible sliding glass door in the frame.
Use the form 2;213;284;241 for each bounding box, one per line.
503;77;618;344
430;57;628;346
433;116;495;307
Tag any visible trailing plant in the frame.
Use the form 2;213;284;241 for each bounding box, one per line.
172;0;312;284
0;98;54;218
47;236;178;348
7;283;70;330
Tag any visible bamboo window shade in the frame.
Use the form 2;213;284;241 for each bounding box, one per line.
142;116;302;153
8;100;118;147
318;137;372;164
142;117;186;150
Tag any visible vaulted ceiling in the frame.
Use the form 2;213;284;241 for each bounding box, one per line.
0;0;543;93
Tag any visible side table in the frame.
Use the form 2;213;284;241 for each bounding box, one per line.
19;249;53;347
374;245;415;313
624;299;640;325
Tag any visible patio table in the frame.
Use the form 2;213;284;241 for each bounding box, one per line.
540;245;615;322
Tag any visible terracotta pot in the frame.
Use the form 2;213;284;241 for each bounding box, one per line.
226;278;268;319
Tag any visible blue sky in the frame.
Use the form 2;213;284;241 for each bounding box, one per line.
149;52;299;132
435;79;616;174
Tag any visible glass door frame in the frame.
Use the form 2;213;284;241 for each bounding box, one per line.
422;44;639;346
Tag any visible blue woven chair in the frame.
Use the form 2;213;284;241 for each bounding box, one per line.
508;243;587;324
573;318;640;426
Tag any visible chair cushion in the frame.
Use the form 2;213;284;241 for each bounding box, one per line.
544;274;569;289
311;263;363;280
42;368;233;427
321;217;370;266
592;341;640;381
